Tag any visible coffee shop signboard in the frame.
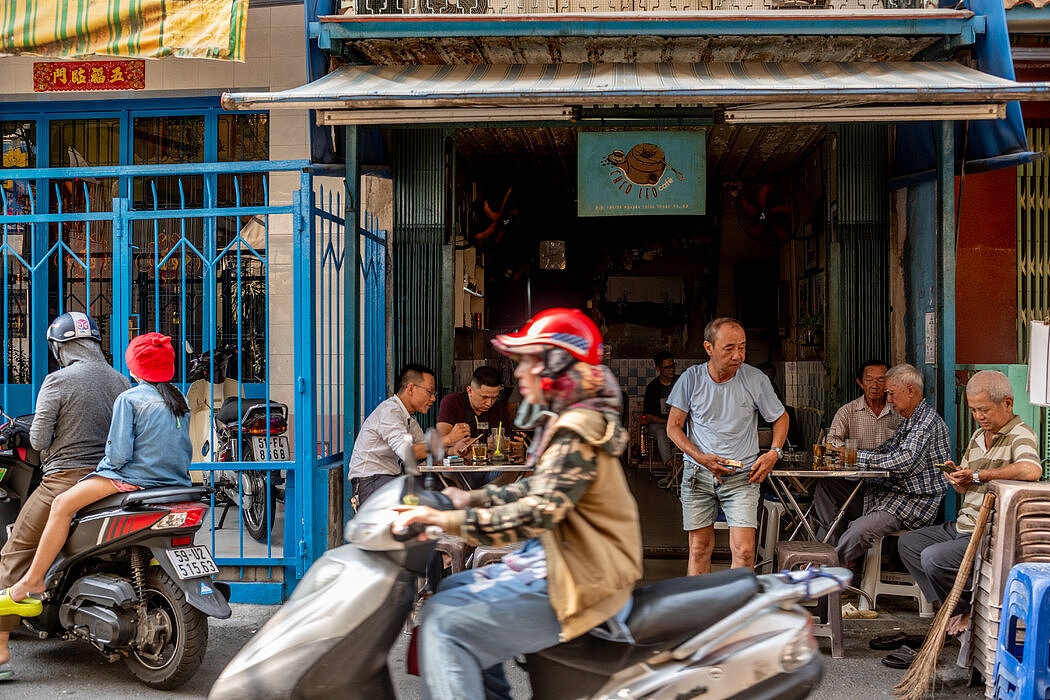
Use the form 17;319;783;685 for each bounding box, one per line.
577;131;706;217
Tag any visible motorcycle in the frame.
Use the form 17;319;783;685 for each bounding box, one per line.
210;430;851;700
0;410;43;547
187;346;288;542
0;411;232;689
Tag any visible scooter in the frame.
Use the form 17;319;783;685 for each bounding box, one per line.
187;346;288;542
210;430;852;700
0;413;232;690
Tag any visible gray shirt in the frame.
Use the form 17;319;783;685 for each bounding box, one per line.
347;395;424;480
667;362;785;470
30;339;131;475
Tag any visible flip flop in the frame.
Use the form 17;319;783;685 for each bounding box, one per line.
869;632;927;650
0;589;42;618
0;666;12;681
881;644;918;669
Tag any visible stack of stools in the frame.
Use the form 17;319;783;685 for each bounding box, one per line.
991;563;1050;700
964;481;1050;696
775;540;843;658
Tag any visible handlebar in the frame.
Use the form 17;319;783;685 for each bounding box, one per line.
391;522;443;542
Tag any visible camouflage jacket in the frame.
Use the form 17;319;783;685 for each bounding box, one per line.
440;407;643;641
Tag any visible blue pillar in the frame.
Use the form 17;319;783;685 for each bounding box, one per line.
344;126;362;525
937;120;958;520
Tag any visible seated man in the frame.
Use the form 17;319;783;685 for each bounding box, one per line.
348;363;456;506
899;370;1041;637
827;359;903;450
643;351;678;466
436;366;520;488
814;363;950;567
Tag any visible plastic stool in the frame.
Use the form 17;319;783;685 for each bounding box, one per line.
757;498;787;574
468;544;521;569
776;540;843;658
858;531;935;618
992;563;1050;700
434;535;469;574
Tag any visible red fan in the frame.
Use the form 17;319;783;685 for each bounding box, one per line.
734;182;799;246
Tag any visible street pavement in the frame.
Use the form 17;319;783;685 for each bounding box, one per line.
4;596;987;699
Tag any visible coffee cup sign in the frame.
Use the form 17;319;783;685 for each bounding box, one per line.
602;143;686;201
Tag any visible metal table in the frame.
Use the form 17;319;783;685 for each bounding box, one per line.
768;468;890;543
419;463;531;490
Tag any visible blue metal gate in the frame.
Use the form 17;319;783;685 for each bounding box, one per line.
0;160;338;602
361;212;387;418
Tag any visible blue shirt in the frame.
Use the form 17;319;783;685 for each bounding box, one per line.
93;383;192;489
666;363;785;470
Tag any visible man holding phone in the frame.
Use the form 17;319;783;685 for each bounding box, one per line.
898;370;1041;640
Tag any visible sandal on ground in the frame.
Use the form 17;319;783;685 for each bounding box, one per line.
881;644;919;669
842;602;878;619
0;589;42;618
0;665;11;681
869;632;927;650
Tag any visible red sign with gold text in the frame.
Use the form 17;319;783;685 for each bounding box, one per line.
33;60;145;92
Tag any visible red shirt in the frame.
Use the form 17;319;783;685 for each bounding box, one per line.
436;392;513;439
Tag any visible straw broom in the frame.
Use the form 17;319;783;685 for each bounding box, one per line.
894;491;996;700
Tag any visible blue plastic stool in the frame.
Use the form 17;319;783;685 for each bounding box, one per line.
992;562;1050;700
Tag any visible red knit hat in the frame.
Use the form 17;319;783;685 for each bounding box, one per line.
126;332;175;382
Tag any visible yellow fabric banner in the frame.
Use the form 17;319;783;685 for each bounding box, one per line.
0;0;249;61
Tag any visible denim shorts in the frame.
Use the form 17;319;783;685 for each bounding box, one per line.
681;462;760;530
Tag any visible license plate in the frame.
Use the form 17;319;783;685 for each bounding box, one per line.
251;435;289;460
165;546;219;580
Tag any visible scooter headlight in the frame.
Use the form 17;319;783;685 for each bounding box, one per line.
780;619;817;672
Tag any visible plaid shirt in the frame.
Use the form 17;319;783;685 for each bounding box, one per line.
827;395;903;450
858;398;951;529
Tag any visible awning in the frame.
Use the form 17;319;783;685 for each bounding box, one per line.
222;61;1050;122
0;0;248;60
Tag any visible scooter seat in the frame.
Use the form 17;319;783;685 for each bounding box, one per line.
77;486;211;517
626;568;760;646
217;398;285;425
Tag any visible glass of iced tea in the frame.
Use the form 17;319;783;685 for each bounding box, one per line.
471;441;489;464
812;443;826;469
845;439;859;467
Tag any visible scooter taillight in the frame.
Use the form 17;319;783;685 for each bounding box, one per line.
151;503;208;530
102;512;167;542
246;416;287;436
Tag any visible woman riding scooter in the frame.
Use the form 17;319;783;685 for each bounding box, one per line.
392;307;643;700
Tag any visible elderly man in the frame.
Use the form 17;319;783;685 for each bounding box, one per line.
814;363;950;566
348;363;446;506
899;370;1041;638
827;360;903;450
667;317;788;575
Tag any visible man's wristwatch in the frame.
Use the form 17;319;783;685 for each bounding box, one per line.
972;470;982;485
770;446;783;460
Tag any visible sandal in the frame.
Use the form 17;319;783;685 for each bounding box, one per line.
0;588;42;618
881;644;919;669
0;666;11;681
869;632;927;651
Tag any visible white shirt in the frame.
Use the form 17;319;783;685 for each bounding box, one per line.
347;395;425;479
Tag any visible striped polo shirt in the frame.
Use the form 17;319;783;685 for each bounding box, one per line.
956;415;1041;533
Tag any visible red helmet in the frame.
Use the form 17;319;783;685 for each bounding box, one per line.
493;308;603;365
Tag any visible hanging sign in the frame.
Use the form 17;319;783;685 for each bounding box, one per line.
577;131;706;217
33;60;146;92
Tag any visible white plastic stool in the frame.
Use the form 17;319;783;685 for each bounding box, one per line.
859;531;935;618
757;498;787;574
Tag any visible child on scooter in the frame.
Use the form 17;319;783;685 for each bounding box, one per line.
2;332;193;608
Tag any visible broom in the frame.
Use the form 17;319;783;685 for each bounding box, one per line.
893;491;996;700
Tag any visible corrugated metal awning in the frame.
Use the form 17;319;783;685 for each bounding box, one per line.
222;61;1050;115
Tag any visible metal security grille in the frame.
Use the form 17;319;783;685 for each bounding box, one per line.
1017;124;1050;363
831;124;891;411
392;129;452;426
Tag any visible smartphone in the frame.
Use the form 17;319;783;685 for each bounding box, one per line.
935;462;955;475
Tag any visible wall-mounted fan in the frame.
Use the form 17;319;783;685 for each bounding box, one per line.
732;182;800;247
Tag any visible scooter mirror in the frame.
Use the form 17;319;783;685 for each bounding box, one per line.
425;427;444;467
399;433;419;476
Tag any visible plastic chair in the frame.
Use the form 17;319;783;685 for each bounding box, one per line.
434;535;469;575
756;496;787;574
991;562;1050;700
467;543;521;569
858;531;935;618
776;540;843;658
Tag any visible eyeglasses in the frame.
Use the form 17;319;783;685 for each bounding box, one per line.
659;362;676;370
412;383;437;398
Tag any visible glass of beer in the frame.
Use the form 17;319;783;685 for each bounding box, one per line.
471;441;489;464
845;439;859;467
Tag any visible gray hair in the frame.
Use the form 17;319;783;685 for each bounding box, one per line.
885;363;924;393
704;317;744;344
966;370;1013;404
